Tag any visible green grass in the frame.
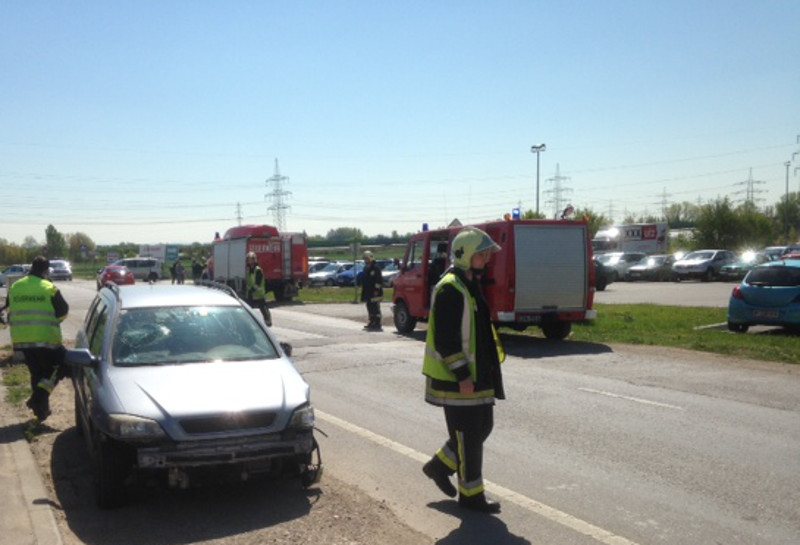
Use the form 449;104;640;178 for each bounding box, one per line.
295;286;393;304
1;360;30;405
506;304;799;365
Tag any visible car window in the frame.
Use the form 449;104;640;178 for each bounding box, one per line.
746;266;800;287
112;306;278;366
407;240;424;270
88;303;109;356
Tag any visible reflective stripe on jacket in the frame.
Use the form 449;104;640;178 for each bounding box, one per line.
247;266;266;300
423;272;502;406
9;275;63;349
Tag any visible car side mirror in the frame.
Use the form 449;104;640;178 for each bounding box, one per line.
280;342;293;357
65;348;99;369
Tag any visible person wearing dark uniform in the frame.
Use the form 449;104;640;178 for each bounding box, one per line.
421;227;506;514
9;256;69;422
361;251;384;331
245;251;272;327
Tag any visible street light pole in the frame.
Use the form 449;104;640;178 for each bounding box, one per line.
530;143;546;216
786;161;792;244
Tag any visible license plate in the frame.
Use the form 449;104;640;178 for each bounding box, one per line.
753;309;780;319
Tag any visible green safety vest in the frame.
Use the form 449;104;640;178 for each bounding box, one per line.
247;266;266;300
9;275;63;349
422;272;504;405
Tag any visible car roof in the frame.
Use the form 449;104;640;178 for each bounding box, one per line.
112;284;241;310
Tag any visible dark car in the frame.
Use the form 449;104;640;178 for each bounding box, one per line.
626;254;676;281
96;265;136;290
718;251;771;282
66;283;321;508
593;256;614;291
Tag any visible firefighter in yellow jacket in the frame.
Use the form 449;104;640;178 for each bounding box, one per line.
245;251;272;327
8;256;69;422
422;227;506;514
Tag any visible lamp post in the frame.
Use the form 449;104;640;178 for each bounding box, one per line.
786;161;792;244
530;143;546;216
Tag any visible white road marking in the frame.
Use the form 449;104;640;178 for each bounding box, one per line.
317;410;642;545
578;388;684;410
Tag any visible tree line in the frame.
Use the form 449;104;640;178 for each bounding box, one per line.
2;194;799;266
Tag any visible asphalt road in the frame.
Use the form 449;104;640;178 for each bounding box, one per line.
4;279;798;544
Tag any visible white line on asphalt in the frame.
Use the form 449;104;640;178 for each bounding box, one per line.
578;388;684;410
317;410;642;545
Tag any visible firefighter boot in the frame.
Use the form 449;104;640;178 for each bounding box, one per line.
422;458;456;498
458;492;501;514
26;392;51;422
262;307;273;327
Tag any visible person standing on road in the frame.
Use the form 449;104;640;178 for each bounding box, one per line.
8;256;69;422
246;251;272;327
421;227;506;514
361;251;383;331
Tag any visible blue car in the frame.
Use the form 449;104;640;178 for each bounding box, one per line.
727;259;800;333
335;262;365;287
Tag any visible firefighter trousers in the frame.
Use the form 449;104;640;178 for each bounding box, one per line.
435;404;494;499
22;347;66;417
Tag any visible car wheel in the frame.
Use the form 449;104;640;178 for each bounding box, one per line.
727;322;749;333
94;434;131;509
325;279;334;287
393;300;417;334
541;321;572;340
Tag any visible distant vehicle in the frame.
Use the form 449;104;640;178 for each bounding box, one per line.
381;262;401;287
592;256;614;291
212;224;308;301
308;260;331;274
763;246;787;260
592;222;668;254
0;264;30;287
727;259;800;333
96;265;136;290
392;219;597;340
626;254;676;281
718;251;771;282
595;252;647;282
308;262;352;287
335;262;365;287
672;249;736;282
49;259;73;281
112;257;163;282
66;283;321;508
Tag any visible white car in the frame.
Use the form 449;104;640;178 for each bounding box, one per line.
595;252;646;282
0;264;30;287
308;262;353;287
672;249;736;282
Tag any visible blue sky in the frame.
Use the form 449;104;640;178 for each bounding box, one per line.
2;1;799;246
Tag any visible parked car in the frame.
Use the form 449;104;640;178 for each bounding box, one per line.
65;283;321;508
96;265;136;289
626;254;676;281
0;264;30;287
595;252;646;282
49;259;73;281
763;246;787;260
308;260;331;274
592;256;614;291
727;259;800;333
111;257;163;282
718;251;771;282
672;249;736;282
308;262;352;287
335;262;365;287
381;262;401;287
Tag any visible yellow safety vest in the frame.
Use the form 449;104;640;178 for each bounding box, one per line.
9;275;63;349
247;266;266;300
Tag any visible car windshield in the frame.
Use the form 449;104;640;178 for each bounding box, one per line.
112;306;278;366
647;257;665;266
746;266;800;287
319;263;340;273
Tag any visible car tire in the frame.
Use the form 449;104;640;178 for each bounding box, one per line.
74;392;84;438
727;322;749;333
94;434;131;509
393;300;417;334
325;279;334;287
702;268;713;282
541;321;572;340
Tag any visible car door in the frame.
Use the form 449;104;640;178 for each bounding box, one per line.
78;298;110;437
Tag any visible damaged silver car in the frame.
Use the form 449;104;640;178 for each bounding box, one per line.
66;282;322;508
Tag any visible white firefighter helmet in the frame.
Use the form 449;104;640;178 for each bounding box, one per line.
246;251;257;261
451;227;501;270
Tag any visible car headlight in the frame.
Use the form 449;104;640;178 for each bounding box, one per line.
288;404;315;430
108;414;167;439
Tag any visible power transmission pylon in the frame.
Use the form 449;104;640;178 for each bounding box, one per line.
265;159;291;230
543;164;572;218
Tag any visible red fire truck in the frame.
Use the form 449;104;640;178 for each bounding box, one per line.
391;219;597;340
212;225;308;301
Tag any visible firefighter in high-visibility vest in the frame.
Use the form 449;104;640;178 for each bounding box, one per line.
8;256;69;422
245;251;272;327
360;251;383;331
422;227;506;514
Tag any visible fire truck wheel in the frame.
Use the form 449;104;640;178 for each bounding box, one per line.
541;321;571;340
393;301;417;334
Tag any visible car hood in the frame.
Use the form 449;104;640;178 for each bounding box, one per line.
106;359;309;424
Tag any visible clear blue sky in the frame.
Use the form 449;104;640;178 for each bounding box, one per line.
2;1;799;246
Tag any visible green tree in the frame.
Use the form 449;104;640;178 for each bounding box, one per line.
65;232;96;262
694;198;739;249
326;227;364;242
45;225;67;258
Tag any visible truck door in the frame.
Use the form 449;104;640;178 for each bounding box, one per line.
403;238;428;318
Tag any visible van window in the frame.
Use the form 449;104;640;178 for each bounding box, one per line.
407;240;425;270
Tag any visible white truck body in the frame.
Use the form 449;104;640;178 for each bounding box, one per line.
592;222;668;254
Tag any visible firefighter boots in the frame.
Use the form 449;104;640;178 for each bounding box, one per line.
422;458;456;498
458;493;501;514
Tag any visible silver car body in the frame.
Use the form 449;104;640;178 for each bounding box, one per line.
67;283;318;507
